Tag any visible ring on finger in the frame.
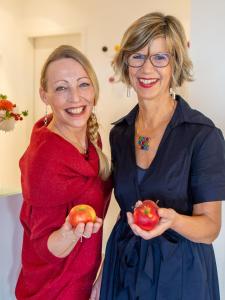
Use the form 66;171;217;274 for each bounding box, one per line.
82;233;90;238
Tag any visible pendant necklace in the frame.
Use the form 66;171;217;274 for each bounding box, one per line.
137;135;150;151
53;122;88;155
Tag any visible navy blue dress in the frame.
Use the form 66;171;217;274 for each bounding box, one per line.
100;96;225;300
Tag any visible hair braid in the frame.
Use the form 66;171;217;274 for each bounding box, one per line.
87;113;110;180
87;112;99;145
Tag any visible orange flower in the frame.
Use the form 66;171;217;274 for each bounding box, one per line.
0;93;28;132
0;99;14;111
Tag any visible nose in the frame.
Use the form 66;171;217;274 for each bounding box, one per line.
67;86;80;103
141;56;155;72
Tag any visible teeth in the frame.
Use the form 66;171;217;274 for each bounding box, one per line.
66;107;84;114
139;78;157;84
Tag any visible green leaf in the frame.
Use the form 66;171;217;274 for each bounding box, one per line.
22;110;28;116
0;94;7;99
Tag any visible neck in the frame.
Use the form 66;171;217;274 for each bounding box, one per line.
137;95;175;129
49;118;88;153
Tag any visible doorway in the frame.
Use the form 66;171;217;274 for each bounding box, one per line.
32;33;82;121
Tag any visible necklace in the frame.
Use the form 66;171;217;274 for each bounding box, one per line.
136;135;150;151
53;122;88;155
136;100;176;151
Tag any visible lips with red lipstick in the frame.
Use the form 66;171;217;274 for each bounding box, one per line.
138;78;159;88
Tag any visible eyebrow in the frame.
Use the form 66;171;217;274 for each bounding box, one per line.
52;77;90;84
133;51;169;54
77;76;90;81
52;80;68;84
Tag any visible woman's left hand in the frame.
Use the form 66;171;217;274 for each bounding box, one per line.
127;207;178;240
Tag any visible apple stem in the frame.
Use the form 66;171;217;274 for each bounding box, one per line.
156;199;160;204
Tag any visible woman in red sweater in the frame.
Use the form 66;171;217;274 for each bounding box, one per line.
16;45;111;300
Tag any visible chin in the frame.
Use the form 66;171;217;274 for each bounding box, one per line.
70;121;88;130
142;90;163;101
138;95;156;102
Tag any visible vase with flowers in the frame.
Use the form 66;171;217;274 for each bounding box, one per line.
0;94;28;132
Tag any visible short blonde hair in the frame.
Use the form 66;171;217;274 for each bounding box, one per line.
41;45;110;180
113;12;193;88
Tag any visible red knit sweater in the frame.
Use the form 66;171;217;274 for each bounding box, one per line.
15;118;112;300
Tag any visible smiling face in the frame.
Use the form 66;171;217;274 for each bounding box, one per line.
128;37;172;102
40;58;95;131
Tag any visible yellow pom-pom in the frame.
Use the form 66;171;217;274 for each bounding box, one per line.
114;44;121;52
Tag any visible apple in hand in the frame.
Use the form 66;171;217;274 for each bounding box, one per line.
69;204;96;227
133;200;159;231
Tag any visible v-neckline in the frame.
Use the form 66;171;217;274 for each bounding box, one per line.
131;102;178;181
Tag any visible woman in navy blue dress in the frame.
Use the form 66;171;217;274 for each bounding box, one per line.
90;12;225;300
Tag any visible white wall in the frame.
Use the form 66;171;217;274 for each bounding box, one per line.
190;1;225;298
0;0;34;193
189;1;225;132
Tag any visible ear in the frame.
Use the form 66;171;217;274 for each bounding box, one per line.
39;87;48;105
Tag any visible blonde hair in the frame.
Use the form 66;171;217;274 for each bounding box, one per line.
113;12;193;89
40;45;110;180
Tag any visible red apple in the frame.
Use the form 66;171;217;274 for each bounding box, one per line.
69;204;96;227
133;200;159;231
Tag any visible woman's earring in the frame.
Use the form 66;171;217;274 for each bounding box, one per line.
44;105;48;126
169;88;176;100
127;86;131;98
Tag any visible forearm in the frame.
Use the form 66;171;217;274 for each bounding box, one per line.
97;258;104;279
128;201;221;244
47;228;80;258
171;212;221;244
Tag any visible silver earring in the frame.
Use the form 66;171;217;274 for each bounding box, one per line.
44;105;48;126
127;86;131;97
169;88;176;100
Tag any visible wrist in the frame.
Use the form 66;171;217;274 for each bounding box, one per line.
170;210;181;231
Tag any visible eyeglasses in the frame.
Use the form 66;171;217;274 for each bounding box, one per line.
127;52;171;68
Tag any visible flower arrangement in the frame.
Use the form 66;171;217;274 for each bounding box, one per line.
0;94;28;132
